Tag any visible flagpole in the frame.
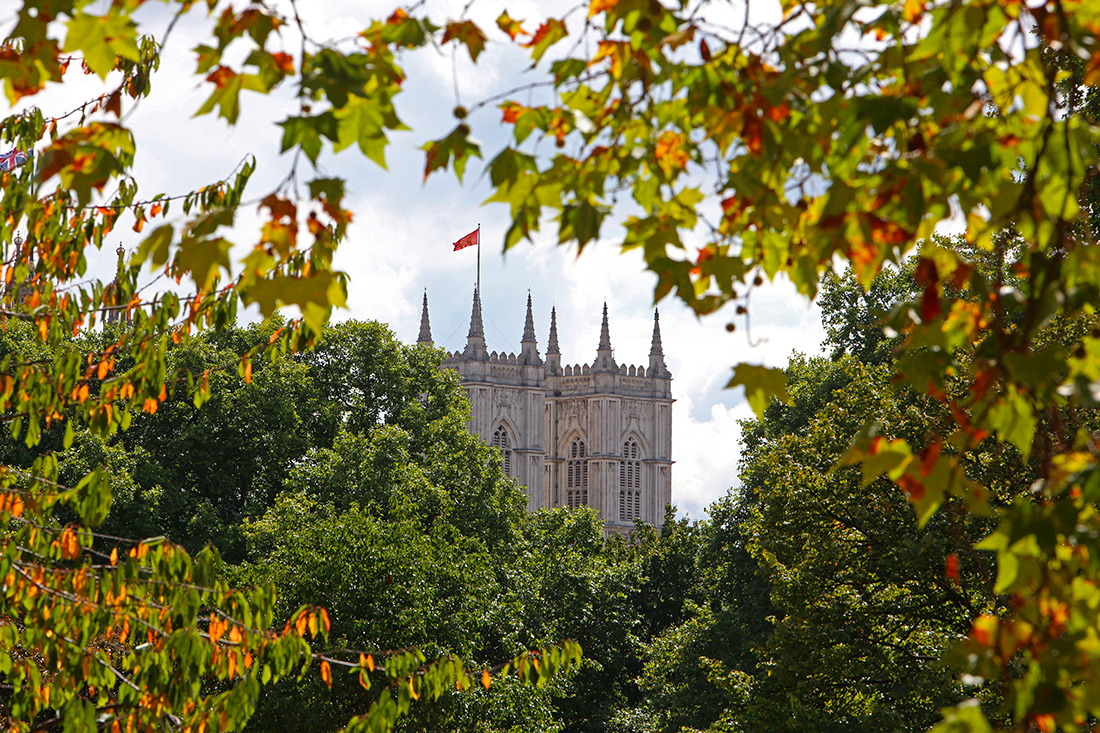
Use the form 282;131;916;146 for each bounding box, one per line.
476;223;481;296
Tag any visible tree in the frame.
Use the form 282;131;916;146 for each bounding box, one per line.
735;353;990;732
4;0;1100;730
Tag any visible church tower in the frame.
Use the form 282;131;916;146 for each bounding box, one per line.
426;292;673;532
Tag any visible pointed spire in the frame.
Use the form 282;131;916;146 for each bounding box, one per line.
463;287;488;360
522;292;537;343
547;307;560;355
649;308;663;356
649;308;667;376
520;291;541;365
545;306;561;375
468;287;485;339
417;290;433;344
593;301;617;373
598;302;612;351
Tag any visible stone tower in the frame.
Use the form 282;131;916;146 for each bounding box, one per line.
425;290;673;532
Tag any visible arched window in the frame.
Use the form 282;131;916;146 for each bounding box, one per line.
566;438;588;509
492;425;512;477
619;439;641;522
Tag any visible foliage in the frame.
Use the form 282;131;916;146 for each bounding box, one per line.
736;353;991;732
4;0;1100;729
0;319;580;730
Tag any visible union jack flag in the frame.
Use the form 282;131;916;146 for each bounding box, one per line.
0;148;29;173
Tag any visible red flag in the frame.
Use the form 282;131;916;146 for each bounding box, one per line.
453;228;478;251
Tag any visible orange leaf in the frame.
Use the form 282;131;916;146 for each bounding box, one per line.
655;131;690;174
110;547;118;566
945;553;960;586
589;0;618;16
60;527;80;560
270;52;295;74
5;494;23;519
206;65;237;89
501;101;524;124
481;669;491;689
320;660;332;688
367;654;375;672
243;360;253;384
896;474;924;501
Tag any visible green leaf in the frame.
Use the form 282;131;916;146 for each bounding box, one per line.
177;236;232;289
334;96;391;168
64;11;140;78
421;126;482;182
725;363;788;419
929;699;993;733
986;387;1037;459
135;224;174;268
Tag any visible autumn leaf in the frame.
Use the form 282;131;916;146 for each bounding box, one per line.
270;51;295;74
320;660;332;688
945;553;960;586
442;21;488;62
60;527;80;560
496;11;525;40
481;669;491;689
655;131;690;174
500;101;524;124
522;19;568;63
589;0;619;17
2;494;24;520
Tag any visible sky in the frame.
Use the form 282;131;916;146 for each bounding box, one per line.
1;0;826;519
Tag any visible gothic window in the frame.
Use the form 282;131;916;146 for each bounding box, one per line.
566;438;588;509
619;439;641;522
492;425;512;477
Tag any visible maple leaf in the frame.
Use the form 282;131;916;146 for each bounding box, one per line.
522;19;567;63
443;20;488;62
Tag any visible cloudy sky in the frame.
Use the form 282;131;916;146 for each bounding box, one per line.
2;0;825;519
